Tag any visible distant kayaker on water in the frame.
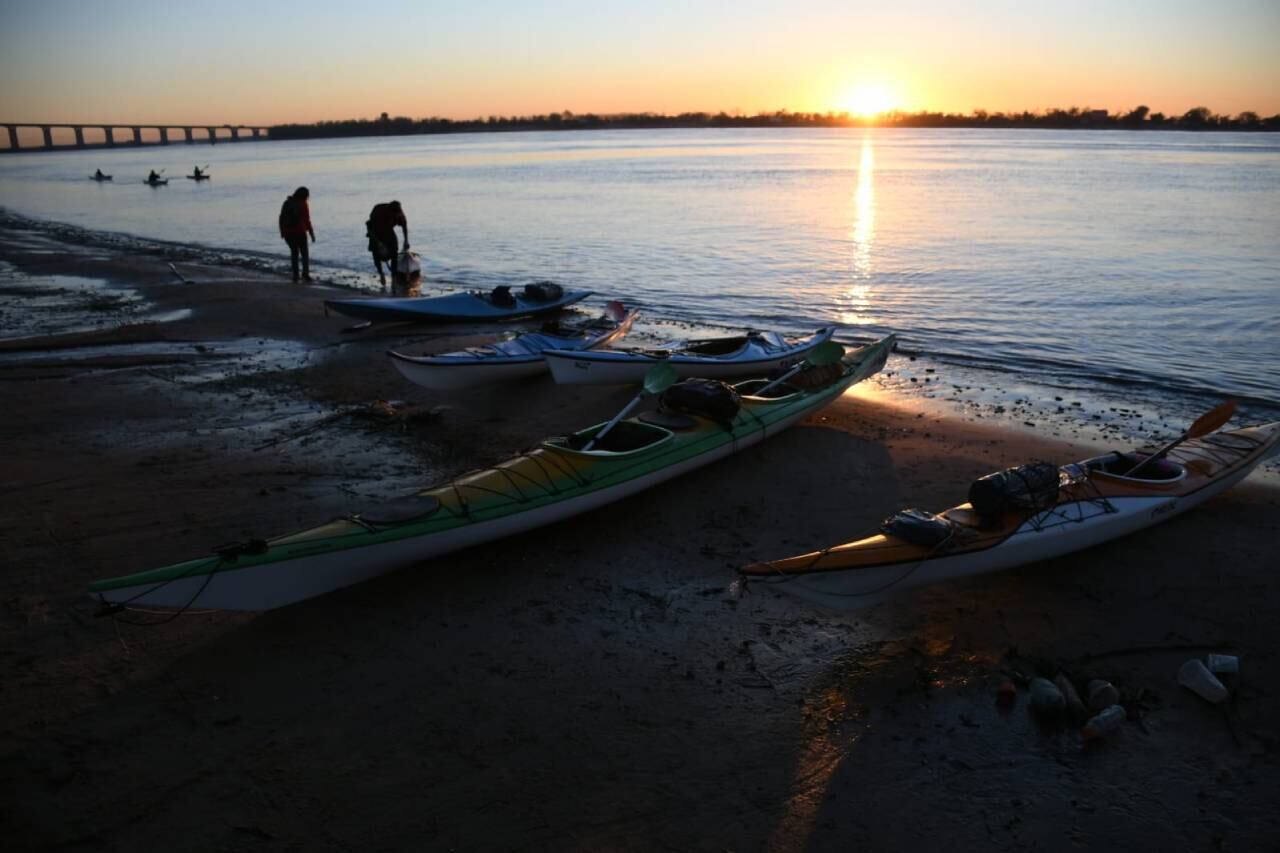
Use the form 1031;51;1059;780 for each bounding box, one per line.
193;165;204;178
147;170;161;183
278;186;316;283
366;200;409;288
94;169;106;180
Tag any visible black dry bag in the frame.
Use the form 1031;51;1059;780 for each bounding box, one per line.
490;285;516;307
880;508;957;548
660;379;742;429
968;461;1061;520
523;280;563;302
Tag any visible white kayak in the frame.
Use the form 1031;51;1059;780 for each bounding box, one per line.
388;301;638;390
742;412;1280;610
543;326;838;385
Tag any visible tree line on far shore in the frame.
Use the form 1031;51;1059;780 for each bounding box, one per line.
269;106;1279;140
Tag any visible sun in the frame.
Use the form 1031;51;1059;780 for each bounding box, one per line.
841;84;898;117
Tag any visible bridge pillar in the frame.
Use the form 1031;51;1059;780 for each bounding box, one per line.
7;126;18;149
41;126;53;148
160;127;170;144
206;127;216;145
183;127;193;143
104;127;115;147
230;126;241;141
74;127;85;147
131;127;141;145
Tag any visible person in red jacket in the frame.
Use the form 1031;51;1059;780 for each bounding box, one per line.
366;200;409;287
278;187;316;282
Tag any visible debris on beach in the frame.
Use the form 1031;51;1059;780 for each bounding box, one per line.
1177;658;1230;704
1087;679;1121;712
1055;673;1088;721
255;399;445;450
1028;677;1065;717
1082;704;1127;740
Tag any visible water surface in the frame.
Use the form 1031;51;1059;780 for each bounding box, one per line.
1;128;1277;430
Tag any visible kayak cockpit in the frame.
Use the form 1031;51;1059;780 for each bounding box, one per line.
1084;452;1187;484
545;420;675;456
683;336;751;358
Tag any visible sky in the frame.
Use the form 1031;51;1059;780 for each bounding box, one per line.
1;0;1277;125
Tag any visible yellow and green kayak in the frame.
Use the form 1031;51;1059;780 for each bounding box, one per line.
90;334;896;611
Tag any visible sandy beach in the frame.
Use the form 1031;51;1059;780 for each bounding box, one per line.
2;226;1279;852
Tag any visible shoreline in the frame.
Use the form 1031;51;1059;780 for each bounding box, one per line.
3;230;1279;850
6;206;1278;462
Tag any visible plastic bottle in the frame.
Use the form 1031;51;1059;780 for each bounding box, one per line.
1177;659;1229;704
1087;679;1121;712
1082;704;1126;740
1206;654;1239;674
1029;677;1065;716
1055;674;1087;721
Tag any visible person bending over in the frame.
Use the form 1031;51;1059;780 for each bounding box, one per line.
366;200;409;287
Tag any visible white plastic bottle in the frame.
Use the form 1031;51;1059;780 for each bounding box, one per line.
1177;659;1229;704
1082;704;1126;740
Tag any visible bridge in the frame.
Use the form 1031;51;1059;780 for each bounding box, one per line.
1;123;272;152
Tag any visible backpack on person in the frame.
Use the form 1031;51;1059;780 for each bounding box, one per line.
279;196;301;231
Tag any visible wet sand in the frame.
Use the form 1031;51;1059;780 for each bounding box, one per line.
2;227;1278;852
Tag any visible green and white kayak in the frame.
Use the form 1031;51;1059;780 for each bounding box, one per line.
90;334;896;611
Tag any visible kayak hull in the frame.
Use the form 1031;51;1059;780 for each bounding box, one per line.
544;327;837;385
743;422;1280;609
388;307;637;390
325;289;592;323
89;334;896;611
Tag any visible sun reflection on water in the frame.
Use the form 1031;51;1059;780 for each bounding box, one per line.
840;134;877;326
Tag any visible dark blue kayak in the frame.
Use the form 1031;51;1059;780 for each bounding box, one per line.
324;288;592;323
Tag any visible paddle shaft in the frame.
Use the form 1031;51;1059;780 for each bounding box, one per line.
754;362;807;398
1125;400;1237;477
582;395;643;451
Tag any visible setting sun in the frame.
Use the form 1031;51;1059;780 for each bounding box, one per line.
841;84;898;117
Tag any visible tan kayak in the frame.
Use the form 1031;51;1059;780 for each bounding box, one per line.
741;411;1280;610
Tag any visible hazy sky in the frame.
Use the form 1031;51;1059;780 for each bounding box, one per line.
1;0;1276;124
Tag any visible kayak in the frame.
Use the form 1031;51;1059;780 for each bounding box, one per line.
186;174;210;181
325;286;592;324
388;301;638;390
88;334;896;611
145;179;168;186
543;327;838;385
741;418;1280;610
90;174;112;182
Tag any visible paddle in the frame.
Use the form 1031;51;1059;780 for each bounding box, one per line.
1124;399;1238;477
604;300;627;322
583;362;679;451
753;340;846;397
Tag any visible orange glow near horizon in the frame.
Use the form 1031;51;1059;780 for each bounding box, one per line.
1;4;1278;126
